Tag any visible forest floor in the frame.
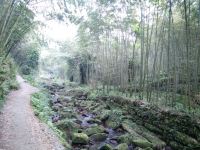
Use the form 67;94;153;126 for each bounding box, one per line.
0;75;64;150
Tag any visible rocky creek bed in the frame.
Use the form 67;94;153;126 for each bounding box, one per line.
43;82;200;150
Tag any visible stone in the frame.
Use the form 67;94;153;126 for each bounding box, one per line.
122;120;166;149
99;144;113;150
85;126;106;136
90;133;108;142
117;134;132;144
55;119;80;130
132;140;153;148
87;118;102;124
72;133;89;145
115;143;129;150
98;110;111;121
105;119;120;129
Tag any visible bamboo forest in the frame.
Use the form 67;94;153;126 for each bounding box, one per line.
0;0;200;150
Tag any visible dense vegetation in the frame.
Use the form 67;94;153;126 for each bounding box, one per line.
0;0;35;106
0;0;40;102
0;59;18;107
36;81;200;150
53;0;200;111
1;0;200;150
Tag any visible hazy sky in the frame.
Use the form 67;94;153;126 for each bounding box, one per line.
43;20;77;41
29;0;78;42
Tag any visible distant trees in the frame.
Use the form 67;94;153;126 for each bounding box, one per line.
59;0;200;109
11;30;40;75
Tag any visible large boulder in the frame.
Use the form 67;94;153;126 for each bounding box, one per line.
55;119;80;130
117;133;153;149
132;140;153;149
114;143;128;150
72;133;89;145
122;120;165;149
105;119;120;129
117;134;132;144
85;125;106;136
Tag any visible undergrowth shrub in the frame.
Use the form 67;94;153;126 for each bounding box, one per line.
0;59;18;108
31;91;71;149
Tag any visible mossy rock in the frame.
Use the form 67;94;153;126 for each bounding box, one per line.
144;123;162;135
87;118;102;124
105;119;120;129
98;110;111;121
114;143;128;150
135;147;153;150
90;133;108;142
119;124;152;148
85;125;106;136
55;119;80;130
122;120;166;149
99;144;113;150
132;140;153;148
92;104;107;113
59;111;76;119
72;133;89;145
117;134;132;144
169;141;184;150
174;131;199;146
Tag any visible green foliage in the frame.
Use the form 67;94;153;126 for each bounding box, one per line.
0;1;35;62
87;91;98;100
61;0;200;112
0;58;18;108
11;30;40;75
9;79;19;90
31;92;52;122
31;91;70;148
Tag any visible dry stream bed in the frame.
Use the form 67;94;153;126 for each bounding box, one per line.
42;82;200;150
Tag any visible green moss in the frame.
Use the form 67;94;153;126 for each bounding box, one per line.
122;120;166;149
174;131;199;147
132;140;153;149
84;125;105;136
115;143;129;150
55;118;80;130
117;134;132;144
72;133;89;145
99;144;113;150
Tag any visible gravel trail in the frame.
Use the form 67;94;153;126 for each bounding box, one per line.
0;75;64;150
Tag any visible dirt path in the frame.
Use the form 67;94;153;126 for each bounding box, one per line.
0;75;65;150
